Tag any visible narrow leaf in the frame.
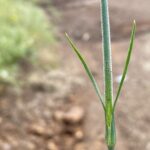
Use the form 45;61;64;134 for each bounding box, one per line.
65;33;105;110
113;21;136;111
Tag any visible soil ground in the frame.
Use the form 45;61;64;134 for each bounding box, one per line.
1;0;150;150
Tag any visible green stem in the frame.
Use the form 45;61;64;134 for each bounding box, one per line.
108;147;115;150
101;0;113;125
105;114;116;150
101;0;115;148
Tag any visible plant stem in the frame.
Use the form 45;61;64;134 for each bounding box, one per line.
105;113;116;150
108;147;114;150
101;0;116;148
101;0;113;113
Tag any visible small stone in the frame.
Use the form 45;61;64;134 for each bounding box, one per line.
28;74;45;91
47;141;58;150
75;129;84;140
29;124;45;135
54;111;64;121
54;106;84;124
28;124;54;138
63;106;84;124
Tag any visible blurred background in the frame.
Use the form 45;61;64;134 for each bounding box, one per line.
0;0;150;150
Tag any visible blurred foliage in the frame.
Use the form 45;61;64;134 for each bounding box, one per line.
0;0;56;83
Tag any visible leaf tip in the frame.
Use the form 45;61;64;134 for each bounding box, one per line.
133;20;136;30
65;32;69;38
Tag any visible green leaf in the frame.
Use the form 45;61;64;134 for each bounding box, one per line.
65;33;105;110
113;21;136;111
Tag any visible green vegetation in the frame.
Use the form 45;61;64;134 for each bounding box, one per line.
0;0;55;82
66;0;136;149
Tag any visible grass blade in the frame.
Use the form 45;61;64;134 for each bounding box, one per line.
113;21;136;111
65;33;105;110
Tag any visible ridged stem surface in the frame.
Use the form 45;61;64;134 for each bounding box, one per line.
101;0;113;116
101;0;116;148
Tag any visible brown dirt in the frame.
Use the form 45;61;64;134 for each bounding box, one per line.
1;1;150;150
51;0;150;41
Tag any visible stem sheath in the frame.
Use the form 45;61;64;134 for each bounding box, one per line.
105;113;116;150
